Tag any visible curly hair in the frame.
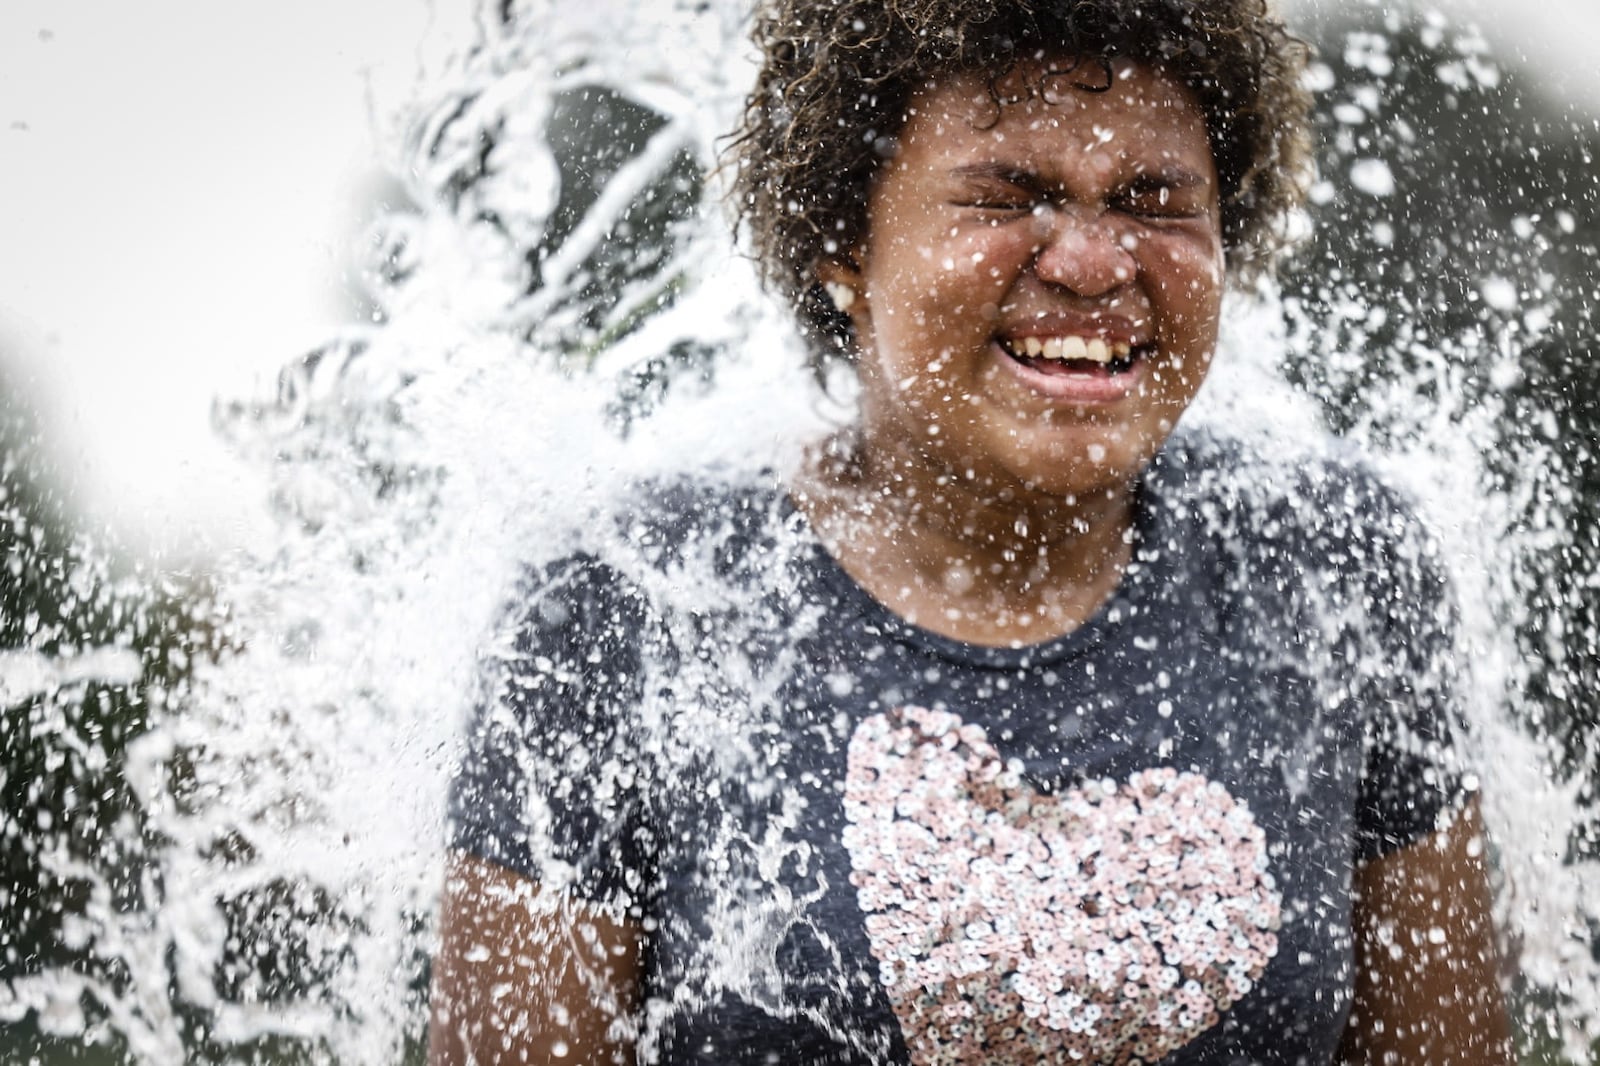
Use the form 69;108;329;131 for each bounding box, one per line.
728;0;1313;363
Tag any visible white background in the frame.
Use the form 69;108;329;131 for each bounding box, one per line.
0;0;1595;561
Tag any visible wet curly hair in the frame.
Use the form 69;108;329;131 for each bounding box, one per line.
728;0;1313;362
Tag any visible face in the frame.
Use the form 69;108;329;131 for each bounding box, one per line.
824;59;1225;503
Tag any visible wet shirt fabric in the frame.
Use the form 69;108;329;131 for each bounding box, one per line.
448;431;1465;1066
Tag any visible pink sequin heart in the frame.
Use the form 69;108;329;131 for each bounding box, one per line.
841;706;1281;1066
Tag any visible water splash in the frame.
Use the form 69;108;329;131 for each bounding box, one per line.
1283;10;1600;1058
3;2;1598;1063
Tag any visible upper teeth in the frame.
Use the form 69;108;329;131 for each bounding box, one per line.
1009;336;1132;363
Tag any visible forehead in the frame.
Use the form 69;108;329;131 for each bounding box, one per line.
899;58;1213;170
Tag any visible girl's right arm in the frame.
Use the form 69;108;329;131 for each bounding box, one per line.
428;850;644;1066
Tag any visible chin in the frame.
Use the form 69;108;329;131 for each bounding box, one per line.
989;438;1160;504
1019;470;1139;504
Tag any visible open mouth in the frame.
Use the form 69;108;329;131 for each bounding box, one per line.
999;335;1144;376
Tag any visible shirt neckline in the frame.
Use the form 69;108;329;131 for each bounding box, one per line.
780;449;1181;671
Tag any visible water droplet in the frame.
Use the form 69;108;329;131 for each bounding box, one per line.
1348;158;1395;197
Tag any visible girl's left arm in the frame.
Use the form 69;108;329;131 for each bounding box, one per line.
1336;797;1514;1065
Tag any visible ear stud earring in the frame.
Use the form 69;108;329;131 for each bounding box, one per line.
824;282;857;312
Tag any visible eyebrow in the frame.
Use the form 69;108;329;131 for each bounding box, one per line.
948;161;1213;190
948;162;1040;186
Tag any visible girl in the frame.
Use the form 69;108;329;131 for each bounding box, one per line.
432;1;1511;1062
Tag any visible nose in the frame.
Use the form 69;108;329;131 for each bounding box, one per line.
1029;204;1138;297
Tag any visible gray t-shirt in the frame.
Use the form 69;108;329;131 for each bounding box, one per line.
449;432;1464;1066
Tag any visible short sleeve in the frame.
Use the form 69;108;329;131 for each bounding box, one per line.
448;556;659;910
1346;483;1467;863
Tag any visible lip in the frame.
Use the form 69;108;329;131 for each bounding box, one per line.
990;338;1150;404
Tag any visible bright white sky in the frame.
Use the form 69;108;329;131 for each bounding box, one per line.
0;0;1595;562
0;0;472;560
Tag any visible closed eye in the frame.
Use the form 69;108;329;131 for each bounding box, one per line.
953;197;1035;212
1115;173;1213;219
948;164;1044;213
950;186;1038;212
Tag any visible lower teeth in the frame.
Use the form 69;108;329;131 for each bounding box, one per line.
1015;353;1138;373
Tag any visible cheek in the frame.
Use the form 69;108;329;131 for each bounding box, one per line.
876;270;1008;338
882;224;1033;290
1141;239;1224;323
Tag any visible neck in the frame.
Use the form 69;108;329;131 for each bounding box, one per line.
792;436;1139;646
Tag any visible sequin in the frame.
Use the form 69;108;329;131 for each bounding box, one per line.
842;706;1280;1065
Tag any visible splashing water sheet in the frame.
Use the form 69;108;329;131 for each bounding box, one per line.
2;0;1598;1063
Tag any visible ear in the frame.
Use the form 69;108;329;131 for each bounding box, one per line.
817;257;866;320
